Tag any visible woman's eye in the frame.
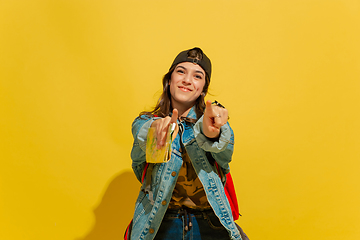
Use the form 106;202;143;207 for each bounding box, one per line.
195;75;203;79
177;69;184;74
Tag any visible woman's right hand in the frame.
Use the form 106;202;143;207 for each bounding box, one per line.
151;109;179;149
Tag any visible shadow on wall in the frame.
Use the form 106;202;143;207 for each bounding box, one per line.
78;170;141;240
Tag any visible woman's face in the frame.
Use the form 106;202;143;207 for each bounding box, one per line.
169;62;206;109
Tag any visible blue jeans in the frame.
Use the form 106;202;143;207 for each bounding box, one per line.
154;208;231;240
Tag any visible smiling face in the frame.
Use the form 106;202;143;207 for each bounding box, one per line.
169;62;206;112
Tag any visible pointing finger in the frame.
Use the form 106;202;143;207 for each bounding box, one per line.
205;100;213;113
205;100;216;118
171;109;178;123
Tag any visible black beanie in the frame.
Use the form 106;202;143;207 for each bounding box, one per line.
169;47;212;80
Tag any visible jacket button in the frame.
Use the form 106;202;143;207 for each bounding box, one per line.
161;200;167;205
171;171;176;177
149;228;155;234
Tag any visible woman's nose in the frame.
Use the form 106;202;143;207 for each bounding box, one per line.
182;74;192;84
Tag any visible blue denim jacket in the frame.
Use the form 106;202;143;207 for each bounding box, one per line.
130;107;242;240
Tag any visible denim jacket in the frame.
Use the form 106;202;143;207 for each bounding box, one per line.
130;107;242;240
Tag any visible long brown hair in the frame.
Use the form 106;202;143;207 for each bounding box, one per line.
140;48;210;120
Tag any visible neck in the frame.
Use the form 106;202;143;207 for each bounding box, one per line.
171;102;194;119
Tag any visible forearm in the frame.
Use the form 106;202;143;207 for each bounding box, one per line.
194;116;234;169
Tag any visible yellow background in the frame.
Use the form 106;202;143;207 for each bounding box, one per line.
1;0;359;239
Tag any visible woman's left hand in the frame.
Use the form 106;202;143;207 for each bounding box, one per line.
203;100;228;139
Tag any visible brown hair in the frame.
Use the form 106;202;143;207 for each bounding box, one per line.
140;48;210;120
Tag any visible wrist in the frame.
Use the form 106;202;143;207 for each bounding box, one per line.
206;135;220;142
203;130;220;140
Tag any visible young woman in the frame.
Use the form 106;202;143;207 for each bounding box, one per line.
130;47;242;240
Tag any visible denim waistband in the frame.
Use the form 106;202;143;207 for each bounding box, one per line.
165;207;214;218
164;207;214;232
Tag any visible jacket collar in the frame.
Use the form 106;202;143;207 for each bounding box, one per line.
179;105;198;123
186;105;197;119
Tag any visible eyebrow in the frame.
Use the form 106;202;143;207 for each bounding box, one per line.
176;65;205;76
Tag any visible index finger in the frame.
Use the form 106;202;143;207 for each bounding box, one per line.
171;108;178;123
205;100;214;114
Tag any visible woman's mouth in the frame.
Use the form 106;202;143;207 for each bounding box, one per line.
178;86;192;92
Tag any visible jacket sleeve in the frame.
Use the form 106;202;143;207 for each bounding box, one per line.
193;115;234;172
130;115;156;182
